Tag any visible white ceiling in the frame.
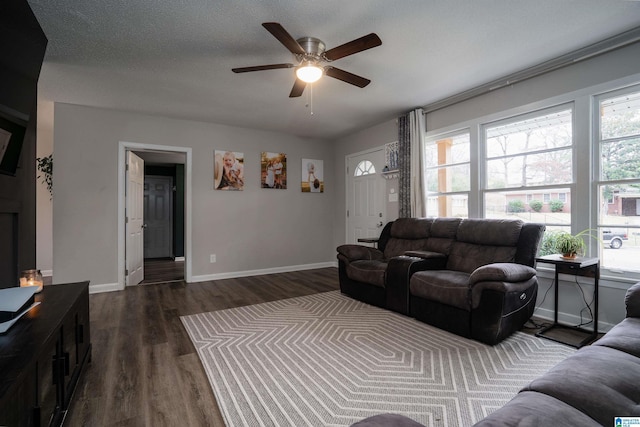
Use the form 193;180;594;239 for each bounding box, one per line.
29;0;640;140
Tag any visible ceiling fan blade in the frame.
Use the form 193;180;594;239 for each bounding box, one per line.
289;79;307;97
324;33;382;61
262;22;306;55
232;63;293;73
325;67;371;88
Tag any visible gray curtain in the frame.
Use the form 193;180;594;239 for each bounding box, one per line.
398;109;426;218
398;114;411;218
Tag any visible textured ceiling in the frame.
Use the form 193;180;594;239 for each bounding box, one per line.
29;0;640;140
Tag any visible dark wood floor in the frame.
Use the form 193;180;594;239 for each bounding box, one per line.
65;268;596;426
65;267;340;427
141;258;184;284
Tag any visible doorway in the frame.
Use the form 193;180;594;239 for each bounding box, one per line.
118;142;192;290
345;148;386;244
139;165;185;284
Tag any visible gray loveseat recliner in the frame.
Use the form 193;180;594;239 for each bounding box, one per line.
351;282;640;426
337;217;545;345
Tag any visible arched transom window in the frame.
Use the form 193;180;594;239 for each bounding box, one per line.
354;160;376;176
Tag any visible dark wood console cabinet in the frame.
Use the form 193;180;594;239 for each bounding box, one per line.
0;282;91;427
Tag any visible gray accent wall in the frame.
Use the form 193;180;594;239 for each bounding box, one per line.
52;104;334;287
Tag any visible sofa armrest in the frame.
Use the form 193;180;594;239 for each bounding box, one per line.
336;244;384;261
469;262;536;285
386;255;448;314
404;250;447;260
626;282;640;318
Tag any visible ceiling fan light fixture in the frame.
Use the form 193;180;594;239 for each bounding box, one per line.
296;62;323;83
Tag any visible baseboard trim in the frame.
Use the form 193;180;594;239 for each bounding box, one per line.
89;282;122;294
533;306;615;333
175;256;185;262
191;262;338;283
40;269;53;277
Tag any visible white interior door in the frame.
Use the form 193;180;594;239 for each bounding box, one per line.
126;151;145;286
346;149;386;244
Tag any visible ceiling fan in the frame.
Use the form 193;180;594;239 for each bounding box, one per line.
232;22;382;97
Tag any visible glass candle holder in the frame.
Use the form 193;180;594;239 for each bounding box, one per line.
20;269;44;293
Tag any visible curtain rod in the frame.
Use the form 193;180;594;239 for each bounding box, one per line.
422;26;640;114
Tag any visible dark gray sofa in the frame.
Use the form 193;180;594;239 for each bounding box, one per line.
337;217;460;312
337;217;545;345
351;282;640;426
409;218;545;345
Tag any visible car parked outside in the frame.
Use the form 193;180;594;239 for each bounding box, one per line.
602;229;628;249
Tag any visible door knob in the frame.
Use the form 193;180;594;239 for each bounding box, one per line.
377;221;383;227
142;224;148;229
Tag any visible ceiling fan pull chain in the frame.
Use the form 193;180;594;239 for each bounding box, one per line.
306;83;314;115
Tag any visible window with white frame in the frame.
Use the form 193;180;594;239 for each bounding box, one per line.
424;130;470;218
354;160;375;176
596;85;640;273
483;105;573;232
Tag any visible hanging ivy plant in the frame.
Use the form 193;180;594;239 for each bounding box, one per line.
36;154;53;198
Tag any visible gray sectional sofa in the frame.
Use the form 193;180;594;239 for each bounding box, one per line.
337;217;545;344
351;282;640;426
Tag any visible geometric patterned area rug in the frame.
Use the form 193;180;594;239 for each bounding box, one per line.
181;291;575;427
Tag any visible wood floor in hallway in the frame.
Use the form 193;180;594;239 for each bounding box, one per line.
65;267;339;427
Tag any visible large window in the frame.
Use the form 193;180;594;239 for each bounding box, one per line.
424;131;470;218
596;85;640;273
482;106;573;231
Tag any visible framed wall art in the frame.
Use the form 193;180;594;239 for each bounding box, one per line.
301;158;324;193
261;152;287;189
214;150;244;190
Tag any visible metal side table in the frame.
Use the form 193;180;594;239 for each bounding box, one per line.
535;254;599;348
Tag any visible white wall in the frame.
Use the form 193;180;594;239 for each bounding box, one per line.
52;104;335;289
426;43;640;130
36;99;53;275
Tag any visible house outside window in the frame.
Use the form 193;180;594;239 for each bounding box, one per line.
483;105;573;232
596;85;640;273
424;130;470;218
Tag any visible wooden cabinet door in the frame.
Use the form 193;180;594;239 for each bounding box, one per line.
37;343;60;427
0;374;37;427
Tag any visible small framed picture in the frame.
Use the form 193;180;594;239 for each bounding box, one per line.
301;159;323;193
214;150;244;190
261;152;287;189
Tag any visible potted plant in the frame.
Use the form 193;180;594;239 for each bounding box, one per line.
552;229;599;259
555;232;585;259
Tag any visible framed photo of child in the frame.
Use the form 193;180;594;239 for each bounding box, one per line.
214;150;244;190
301;159;324;193
261;152;287;189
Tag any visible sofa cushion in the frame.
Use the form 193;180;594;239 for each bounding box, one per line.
383;218;433;258
410;270;471;310
384;237;432;259
447;242;518;274
456;218;523;246
472;391;602;427
389;218;433;239
522;345;640;425
626;282;640;318
593;317;640;358
346;260;387;288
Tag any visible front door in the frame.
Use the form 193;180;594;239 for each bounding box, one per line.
144;175;173;259
346;149;386;244
126;151;144;286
